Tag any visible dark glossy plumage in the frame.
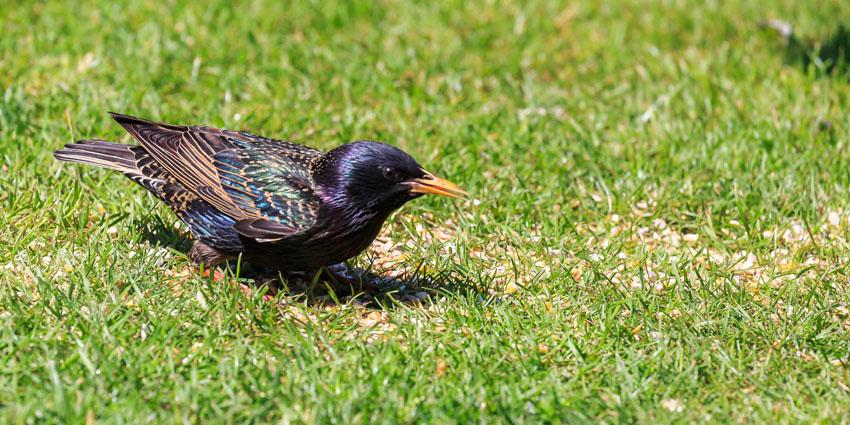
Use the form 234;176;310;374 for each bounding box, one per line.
54;113;465;272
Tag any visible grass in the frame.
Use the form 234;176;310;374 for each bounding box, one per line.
2;0;850;423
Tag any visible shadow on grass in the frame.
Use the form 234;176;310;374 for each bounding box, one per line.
133;214;486;309
762;20;850;78
246;263;488;310
136;213;193;253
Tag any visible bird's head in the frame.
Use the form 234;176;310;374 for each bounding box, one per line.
313;141;466;214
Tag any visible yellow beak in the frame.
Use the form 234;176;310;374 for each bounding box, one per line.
408;170;468;200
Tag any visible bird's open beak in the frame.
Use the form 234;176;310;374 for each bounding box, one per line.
408;170;468;199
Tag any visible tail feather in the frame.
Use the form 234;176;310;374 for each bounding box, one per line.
54;140;138;173
54;131;234;248
55;139;181;203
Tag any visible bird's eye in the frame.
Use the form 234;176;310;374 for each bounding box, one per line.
382;166;404;182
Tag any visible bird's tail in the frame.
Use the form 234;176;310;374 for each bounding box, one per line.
53;140;139;174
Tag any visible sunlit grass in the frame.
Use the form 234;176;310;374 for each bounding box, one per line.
2;0;850;423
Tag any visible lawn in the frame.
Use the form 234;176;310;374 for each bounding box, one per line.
2;0;850;423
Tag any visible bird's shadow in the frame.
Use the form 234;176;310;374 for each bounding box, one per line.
137;214;193;252
242;264;487;310
134;215;487;309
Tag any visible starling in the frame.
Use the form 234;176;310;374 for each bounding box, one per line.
55;113;466;279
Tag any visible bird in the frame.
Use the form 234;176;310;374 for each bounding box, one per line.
54;113;466;285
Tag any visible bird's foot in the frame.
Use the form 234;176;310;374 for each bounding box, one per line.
199;267;227;282
198;266;275;301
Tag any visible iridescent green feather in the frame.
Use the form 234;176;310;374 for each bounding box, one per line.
213;137;322;233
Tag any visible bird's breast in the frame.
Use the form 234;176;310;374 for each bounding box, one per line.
243;208;392;271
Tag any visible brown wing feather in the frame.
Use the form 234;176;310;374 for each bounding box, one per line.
110;112;250;220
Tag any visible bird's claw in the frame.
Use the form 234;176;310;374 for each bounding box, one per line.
198;266;275;301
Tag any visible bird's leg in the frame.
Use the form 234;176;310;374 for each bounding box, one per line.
189;240;231;281
189;241;273;300
199;267;227;282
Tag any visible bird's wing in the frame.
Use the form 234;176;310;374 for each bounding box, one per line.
111;113;324;242
214;136;324;241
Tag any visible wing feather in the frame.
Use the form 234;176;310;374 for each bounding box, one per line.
110;112;324;241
